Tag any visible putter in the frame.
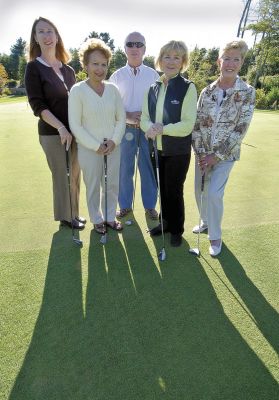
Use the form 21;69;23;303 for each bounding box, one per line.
189;173;205;256
153;140;166;261
100;139;108;245
65;148;83;246
132;126;140;212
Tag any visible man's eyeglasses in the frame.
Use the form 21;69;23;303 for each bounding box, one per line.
126;42;145;48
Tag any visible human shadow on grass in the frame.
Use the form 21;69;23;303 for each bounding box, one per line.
9;229;279;399
83;232;279;399
9;228;84;399
217;242;279;355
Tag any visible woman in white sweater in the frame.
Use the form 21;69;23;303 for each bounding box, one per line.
69;38;126;233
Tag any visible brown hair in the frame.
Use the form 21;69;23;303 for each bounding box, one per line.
155;40;189;73
79;38;112;67
28;16;70;63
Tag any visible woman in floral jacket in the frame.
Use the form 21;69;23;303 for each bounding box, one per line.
192;38;255;256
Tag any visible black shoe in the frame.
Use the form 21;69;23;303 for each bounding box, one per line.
149;223;169;236
60;220;85;230
170;234;182;247
75;216;87;224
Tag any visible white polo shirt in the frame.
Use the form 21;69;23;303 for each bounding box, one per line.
110;63;159;112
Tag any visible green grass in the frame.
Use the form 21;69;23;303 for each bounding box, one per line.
0;95;27;104
1;103;279;399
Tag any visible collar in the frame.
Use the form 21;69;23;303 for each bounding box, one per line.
209;76;241;92
126;62;144;75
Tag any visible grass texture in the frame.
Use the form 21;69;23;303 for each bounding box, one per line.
0;101;278;399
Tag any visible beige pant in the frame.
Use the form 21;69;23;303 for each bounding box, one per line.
40;135;80;221
77;144;120;224
195;158;234;240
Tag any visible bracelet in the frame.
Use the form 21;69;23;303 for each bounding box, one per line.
57;125;65;132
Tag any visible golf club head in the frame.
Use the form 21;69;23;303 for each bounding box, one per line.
158;248;166;261
100;234;107;245
73;238;83;247
189;247;200;256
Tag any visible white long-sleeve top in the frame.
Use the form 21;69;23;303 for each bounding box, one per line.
68;80;126;151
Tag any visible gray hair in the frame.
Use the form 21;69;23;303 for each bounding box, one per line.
219;38;249;60
124;31;146;47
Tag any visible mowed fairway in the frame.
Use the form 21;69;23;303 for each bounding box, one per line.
0;101;278;399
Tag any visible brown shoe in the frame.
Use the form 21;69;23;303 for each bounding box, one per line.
106;221;123;231
145;208;158;220
116;208;132;218
94;223;106;234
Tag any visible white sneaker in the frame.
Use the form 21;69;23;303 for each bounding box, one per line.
209;240;222;256
192;223;208;234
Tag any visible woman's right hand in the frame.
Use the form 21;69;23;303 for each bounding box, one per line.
59;126;72;150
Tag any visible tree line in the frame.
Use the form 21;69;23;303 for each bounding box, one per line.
0;0;278;109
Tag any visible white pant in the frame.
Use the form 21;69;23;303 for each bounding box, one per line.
195;158;234;240
78;144;120;224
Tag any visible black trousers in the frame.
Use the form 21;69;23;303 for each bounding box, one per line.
154;151;191;235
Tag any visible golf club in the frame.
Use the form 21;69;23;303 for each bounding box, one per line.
153;140;166;261
100;138;108;245
125;126;141;226
189;173;205;256
132;126;140;212
65;148;83;246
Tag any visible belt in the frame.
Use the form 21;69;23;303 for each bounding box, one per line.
126;123;140;129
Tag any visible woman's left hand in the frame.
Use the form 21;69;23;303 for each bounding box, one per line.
103;140;115;155
199;153;219;172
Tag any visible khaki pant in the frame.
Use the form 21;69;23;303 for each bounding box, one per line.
78;144;120;224
40;135;80;221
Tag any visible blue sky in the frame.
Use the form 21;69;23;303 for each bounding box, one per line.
0;0;255;56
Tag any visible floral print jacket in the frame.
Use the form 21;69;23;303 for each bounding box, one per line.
192;77;255;161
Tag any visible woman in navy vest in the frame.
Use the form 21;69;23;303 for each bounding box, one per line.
141;40;197;247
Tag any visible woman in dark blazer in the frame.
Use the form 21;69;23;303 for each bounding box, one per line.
141;40;197;247
25;17;85;229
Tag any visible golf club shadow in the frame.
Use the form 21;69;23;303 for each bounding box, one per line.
147;226;193;261
84;229;279;398
218;242;279;355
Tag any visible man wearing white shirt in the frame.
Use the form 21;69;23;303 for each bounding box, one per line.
110;31;159;220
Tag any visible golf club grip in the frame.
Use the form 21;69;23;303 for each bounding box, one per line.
65;148;70;172
201;173;205;192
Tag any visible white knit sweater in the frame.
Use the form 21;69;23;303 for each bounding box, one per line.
68;80;125;151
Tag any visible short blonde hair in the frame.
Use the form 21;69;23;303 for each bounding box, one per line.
219;38;249;60
79;38;112;67
155;40;189;73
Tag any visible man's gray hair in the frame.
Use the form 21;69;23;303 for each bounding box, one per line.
124;32;146;47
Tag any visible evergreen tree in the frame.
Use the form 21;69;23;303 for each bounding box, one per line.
69;48;82;73
9;38;26;80
86;32;115;52
18;56;27;86
246;0;279;85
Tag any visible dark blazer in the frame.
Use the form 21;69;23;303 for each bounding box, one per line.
147;74;192;156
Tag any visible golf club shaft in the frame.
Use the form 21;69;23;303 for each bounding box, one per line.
132;127;140;211
65;149;74;237
103;138;108;241
153;140;165;250
197;173;205;252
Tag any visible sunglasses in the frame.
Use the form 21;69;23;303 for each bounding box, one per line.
126;41;145;48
